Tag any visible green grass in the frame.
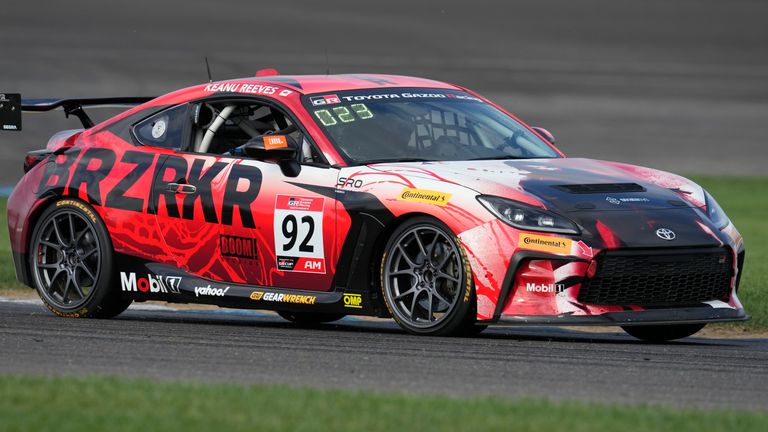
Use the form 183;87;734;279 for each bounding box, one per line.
1;176;766;327
0;375;766;432
691;177;768;328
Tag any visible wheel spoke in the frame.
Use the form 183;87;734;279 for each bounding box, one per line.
394;282;419;301
390;268;415;277
78;263;96;283
436;271;460;283
412;231;428;259
70;276;85;299
39;240;61;250
81;247;98;259
37;263;61;269
409;290;421;321
61;275;71;301
427;234;439;261
74;228;88;246
51;217;66;246
425;291;434;321
68;213;76;244
433;289;452;307
396;245;418;269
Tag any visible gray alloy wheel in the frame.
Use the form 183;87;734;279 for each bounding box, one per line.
32;208;101;310
30;199;131;318
381;218;473;335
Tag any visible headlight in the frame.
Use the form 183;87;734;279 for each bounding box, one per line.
703;190;730;230
477;196;580;235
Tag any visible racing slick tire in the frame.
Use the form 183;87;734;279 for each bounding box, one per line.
621;323;706;342
277;311;346;324
29;199;131;318
380;217;474;336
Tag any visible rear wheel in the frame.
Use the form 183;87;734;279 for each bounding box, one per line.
622;323;705;342
277;311;345;324
381;217;473;336
29;199;131;318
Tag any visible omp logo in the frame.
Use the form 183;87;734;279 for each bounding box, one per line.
518;233;572;255
343;293;362;309
397;188;452;206
120;273;181;293
194;285;230;297
250;291;317;305
525;283;566;293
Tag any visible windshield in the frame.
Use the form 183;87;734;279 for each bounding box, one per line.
302;88;560;164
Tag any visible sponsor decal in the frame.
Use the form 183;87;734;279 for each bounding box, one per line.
655;228;676;241
397;188;452;206
274;195;326;274
525;282;566;293
38;150;263;228
309;94;341;106
194;284;230;297
249;291;317;304
338;92;482;102
220;234;258;260
606;196;651;205
120;272;182;293
343;293;362;309
263;135;288;150
0;93;21;131
336;177;364;189
203;82;291;97
518;233;572;255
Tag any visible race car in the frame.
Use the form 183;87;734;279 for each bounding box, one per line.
2;73;747;341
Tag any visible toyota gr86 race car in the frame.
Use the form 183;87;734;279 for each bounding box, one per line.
3;73;747;341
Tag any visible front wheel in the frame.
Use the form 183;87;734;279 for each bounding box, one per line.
380;217;474;336
622;323;705;342
29;199;131;318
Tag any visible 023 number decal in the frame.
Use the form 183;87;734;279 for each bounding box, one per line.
273;195;326;274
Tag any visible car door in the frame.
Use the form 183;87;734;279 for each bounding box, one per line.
144;97;339;292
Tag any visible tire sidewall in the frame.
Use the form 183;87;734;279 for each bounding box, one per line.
29;198;115;318
380;216;474;336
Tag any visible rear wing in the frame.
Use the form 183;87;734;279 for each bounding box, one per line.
1;94;155;130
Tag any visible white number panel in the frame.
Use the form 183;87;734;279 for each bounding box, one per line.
273;195;326;274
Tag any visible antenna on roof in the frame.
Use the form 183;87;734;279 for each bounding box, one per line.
205;56;213;83
324;48;330;75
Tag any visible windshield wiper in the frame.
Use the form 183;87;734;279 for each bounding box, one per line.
359;157;437;165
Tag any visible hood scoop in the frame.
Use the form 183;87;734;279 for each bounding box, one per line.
552;183;646;194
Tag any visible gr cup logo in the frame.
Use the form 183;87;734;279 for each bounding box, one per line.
309;94;340;106
120;272;181;293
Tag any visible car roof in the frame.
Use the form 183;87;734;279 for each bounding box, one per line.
208;74;462;95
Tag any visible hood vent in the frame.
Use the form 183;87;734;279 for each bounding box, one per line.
552;183;646;194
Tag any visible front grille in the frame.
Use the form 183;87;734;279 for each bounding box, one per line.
578;248;733;306
552;183;646;194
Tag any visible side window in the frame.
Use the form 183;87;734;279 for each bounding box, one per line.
189;100;325;164
132;104;189;149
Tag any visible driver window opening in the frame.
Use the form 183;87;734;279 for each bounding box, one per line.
190;101;322;164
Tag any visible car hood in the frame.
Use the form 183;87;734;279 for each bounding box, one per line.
368;158;722;248
368;158;705;212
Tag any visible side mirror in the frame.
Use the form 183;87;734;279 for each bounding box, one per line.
243;135;301;177
531;127;555;145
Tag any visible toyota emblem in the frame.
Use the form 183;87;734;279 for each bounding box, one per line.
655;228;676;241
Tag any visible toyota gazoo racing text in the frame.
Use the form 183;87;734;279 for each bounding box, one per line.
3;73;747;341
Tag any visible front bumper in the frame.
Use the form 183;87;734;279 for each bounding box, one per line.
497;305;749;326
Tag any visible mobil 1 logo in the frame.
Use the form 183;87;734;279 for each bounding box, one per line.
273;195;326;274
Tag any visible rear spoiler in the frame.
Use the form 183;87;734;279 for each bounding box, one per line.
1;94;155;130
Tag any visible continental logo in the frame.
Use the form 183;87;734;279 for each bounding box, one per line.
343;293;362;309
56;199;97;223
397;188;452;206
250;291;317;305
518;233;572;255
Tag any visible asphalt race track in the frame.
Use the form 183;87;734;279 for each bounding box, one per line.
2;0;768;186
2;0;768;410
2;299;767;410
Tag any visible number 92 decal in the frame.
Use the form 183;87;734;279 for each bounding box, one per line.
273;195;326;274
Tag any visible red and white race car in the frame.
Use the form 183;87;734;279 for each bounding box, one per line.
3;73;747;340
